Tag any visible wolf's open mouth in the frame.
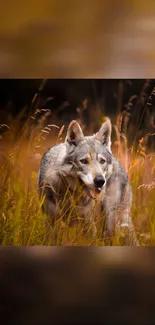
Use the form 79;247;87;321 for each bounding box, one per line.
78;178;102;200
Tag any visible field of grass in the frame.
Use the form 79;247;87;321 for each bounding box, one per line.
0;109;154;246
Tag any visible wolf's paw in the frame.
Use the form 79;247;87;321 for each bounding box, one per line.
120;223;130;237
119;224;140;246
120;223;130;229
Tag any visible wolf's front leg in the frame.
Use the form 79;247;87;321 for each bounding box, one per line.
102;209;139;246
83;218;97;241
115;211;139;246
82;208;97;241
106;208;139;246
102;211;115;245
44;198;61;245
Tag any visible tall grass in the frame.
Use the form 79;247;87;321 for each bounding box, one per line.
0;108;154;246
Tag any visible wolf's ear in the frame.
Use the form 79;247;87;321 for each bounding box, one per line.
65;120;84;145
95;118;112;151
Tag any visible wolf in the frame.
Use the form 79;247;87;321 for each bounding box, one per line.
38;118;139;245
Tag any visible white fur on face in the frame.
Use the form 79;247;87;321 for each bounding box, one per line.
107;164;113;177
98;153;106;164
79;172;94;186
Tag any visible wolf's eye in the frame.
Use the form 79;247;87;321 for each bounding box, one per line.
100;158;106;164
80;158;89;164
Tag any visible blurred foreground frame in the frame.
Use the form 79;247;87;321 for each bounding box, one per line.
1;0;155;322
0;246;155;325
1;0;155;78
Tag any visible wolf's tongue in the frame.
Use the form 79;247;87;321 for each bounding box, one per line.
89;188;101;200
80;178;102;200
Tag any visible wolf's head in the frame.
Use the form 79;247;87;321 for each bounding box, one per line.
64;118;113;200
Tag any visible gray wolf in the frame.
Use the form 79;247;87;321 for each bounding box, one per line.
38;118;139;245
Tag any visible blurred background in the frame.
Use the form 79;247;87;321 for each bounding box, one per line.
0;247;155;325
0;0;155;77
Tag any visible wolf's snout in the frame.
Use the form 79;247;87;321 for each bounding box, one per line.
94;175;105;188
